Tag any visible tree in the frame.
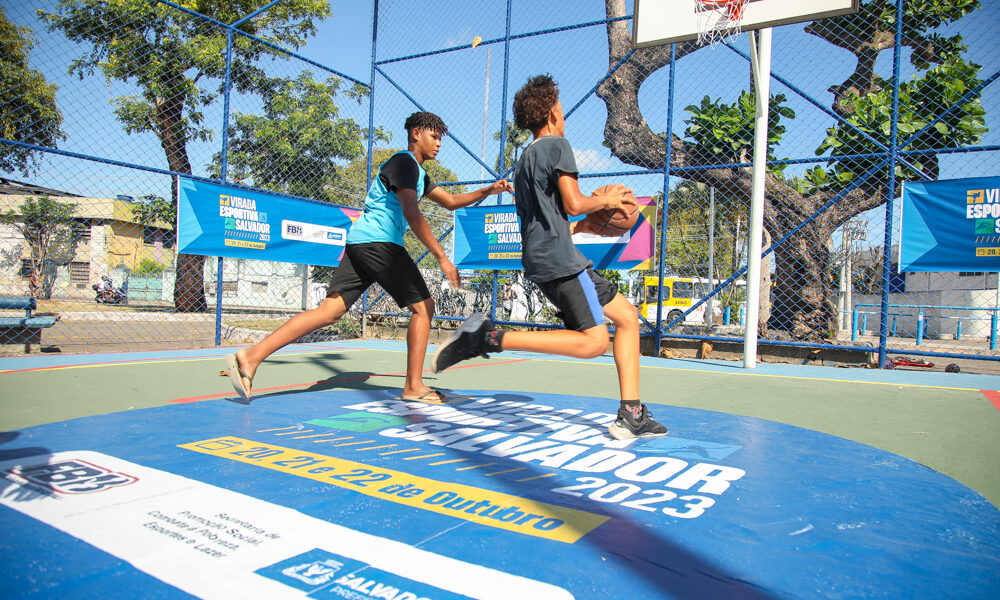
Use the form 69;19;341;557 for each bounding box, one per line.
597;0;986;340
130;194;175;247
634;182;755;326
657;182;749;281
493;122;531;175
40;0;330;312
212;71;385;203
0;6;64;175
1;195;79;298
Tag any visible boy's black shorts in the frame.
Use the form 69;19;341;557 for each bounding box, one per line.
326;242;431;309
535;268;619;331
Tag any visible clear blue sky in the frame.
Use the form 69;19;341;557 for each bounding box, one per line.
6;0;999;235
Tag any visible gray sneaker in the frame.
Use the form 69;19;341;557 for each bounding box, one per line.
608;404;669;440
431;313;495;373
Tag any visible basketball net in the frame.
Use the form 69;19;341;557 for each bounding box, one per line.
694;0;750;46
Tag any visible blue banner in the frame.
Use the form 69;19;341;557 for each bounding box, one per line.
177;178;360;267
453;199;656;270
899;176;1000;272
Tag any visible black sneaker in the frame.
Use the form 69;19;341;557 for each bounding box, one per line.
608;404;669;440
432;313;496;373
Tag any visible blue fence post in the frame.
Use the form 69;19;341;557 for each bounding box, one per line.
652;43;677;357
852;308;858;341
991;309;998;351
489;0;513;323
916;309;924;346
956;318;962;340
497;0;513;177
862;314;868;334
739;308;745;326
876;0;906;368
724;306;731;325
891;315;897;337
362;0;381;334
214;27;235;347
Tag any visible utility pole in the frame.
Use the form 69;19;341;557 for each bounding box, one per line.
480;47;491;181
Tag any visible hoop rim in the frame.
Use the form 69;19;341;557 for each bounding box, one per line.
694;0;750;45
697;0;750;19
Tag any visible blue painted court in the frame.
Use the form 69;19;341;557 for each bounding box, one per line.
2;342;999;598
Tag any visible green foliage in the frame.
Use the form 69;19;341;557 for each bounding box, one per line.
493;123;531;174
658;182;748;282
803;54;985;194
40;0;330;308
211;72;386;203
39;0;332;166
820;0;979;69
130;195;176;250
133;258;166;276
130;195;175;228
795;0;986;195
0;6;65;174
596;270;629;296
1;195;79;298
683;91;794;172
1;195;78;241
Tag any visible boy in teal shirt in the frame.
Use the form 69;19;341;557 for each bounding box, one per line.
227;112;513;403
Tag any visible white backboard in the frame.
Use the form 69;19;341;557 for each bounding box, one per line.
632;0;860;48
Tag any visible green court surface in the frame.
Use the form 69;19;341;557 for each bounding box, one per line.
2;339;999;508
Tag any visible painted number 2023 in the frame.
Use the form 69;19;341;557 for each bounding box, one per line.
552;477;716;519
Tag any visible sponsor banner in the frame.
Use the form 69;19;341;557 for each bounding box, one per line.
0;451;572;600
453;200;656;270
177;177;360;267
899;176;1000;271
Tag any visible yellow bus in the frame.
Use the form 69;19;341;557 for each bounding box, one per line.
639;276;744;325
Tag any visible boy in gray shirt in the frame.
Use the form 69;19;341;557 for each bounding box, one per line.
432;75;667;439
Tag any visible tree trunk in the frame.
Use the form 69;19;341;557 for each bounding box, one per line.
765;211;838;341
597;0;890;341
757;228;771;333
154;92;207;313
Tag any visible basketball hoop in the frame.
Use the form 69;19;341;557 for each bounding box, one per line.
694;0;750;46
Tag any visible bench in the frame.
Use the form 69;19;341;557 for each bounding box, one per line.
0;296;58;353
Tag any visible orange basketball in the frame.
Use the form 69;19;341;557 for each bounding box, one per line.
579;185;640;237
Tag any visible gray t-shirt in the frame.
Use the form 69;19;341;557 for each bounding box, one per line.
513;136;591;282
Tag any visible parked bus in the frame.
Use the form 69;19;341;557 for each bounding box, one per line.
640;276;745;325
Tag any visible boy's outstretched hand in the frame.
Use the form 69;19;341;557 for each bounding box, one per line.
489;179;514;195
439;255;462;289
592;183;632;212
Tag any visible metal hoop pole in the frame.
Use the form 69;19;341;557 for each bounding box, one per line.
743;27;772;369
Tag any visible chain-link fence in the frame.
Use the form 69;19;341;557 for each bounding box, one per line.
373;0;1000;371
2;1;998;372
1;0;369;353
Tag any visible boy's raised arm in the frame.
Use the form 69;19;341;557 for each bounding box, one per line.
426;180;514;210
558;173;631;217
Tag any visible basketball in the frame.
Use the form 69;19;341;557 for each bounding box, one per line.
577;185;640;237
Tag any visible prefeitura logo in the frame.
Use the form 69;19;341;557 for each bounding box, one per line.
7;459;137;494
259;548;471;599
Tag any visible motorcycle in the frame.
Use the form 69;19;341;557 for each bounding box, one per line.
92;275;129;305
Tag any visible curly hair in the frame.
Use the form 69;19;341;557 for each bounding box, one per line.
513;74;559;132
404;111;448;136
